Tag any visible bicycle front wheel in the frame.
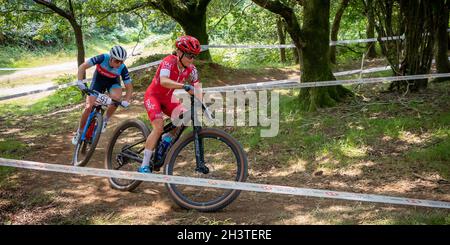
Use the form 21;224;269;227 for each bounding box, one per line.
105;119;150;191
73;112;103;167
164;128;248;212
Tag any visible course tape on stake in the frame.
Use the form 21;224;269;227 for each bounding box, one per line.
202;34;407;50
0;158;449;209
202;73;450;93
2;29;450;71
0;80;81;101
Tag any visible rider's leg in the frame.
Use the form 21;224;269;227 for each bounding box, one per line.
104;86;122;122
140;95;164;171
72;95;96;144
78;95;96;131
163;96;187;137
140;118;164;170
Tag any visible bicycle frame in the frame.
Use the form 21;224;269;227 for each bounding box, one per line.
80;105;103;142
117;95;210;174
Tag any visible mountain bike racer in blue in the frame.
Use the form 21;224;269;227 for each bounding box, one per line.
72;45;132;144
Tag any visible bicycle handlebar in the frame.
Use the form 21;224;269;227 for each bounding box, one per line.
82;88;123;107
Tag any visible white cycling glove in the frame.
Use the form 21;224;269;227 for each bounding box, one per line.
76;80;87;90
121;100;130;108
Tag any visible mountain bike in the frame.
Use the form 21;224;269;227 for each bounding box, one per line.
72;88;123;167
105;94;248;212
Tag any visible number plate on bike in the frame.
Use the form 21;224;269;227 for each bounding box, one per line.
96;94;111;106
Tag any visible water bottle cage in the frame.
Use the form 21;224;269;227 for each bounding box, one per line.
154;135;173;167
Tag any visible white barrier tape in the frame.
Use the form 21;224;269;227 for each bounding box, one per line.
333;66;391;77
202;34;407;50
202;73;450;93
2;55;449;101
0;68;31;71
0;59;163;101
332;57;450;77
2;29;450;71
3;72;450;101
204;29;450;49
0;158;448;209
0;81;77;101
128;60;162;72
202;44;295;50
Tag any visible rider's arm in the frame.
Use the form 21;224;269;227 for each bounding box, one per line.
160;76;185;89
77;62;92;81
190;67;202;100
124;83;133;102
78;54;102;81
121;66;133;102
193;82;202;101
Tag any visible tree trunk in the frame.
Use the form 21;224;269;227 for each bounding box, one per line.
373;0;404;76
434;0;450;78
72;22;85;68
293;47;300;64
365;0;377;59
181;11;212;61
299;0;352;111
330;0;350;64
276;17;286;63
393;0;437;92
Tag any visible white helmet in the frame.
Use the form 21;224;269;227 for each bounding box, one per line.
110;45;127;61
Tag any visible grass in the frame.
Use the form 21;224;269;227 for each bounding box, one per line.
369;210;450;225
230;82;450;179
0;138;28;187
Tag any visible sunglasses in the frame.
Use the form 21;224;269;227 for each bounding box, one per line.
112;58;124;64
183;53;197;59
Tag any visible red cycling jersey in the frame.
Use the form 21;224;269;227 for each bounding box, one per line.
146;54;199;97
144;54;200;122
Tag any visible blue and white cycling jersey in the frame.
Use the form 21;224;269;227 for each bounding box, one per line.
87;53;131;92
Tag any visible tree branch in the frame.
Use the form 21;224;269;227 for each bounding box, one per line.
252;0;304;48
0;8;53;15
33;0;72;20
95;3;147;16
210;0;245;32
68;0;75;16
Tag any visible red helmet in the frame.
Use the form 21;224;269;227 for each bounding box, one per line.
175;35;201;55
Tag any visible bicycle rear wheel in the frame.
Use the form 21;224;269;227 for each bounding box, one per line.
73;112;103;167
164;128;248;212
105;119;150;191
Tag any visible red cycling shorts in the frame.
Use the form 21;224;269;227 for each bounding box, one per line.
144;94;186;122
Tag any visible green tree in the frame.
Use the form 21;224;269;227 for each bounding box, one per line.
252;0;352;111
32;0;87;68
373;0;403;76
434;0;450;78
396;0;439;91
330;0;350;64
276;17;287;63
146;0;213;60
362;0;377;58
